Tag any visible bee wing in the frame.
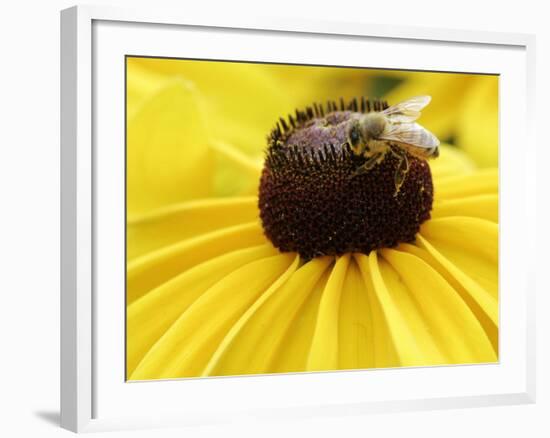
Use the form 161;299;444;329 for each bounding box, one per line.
380;122;440;149
382;95;432;123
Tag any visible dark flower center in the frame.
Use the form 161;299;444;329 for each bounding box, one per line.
258;98;433;260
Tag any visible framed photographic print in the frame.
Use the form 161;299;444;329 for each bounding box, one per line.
61;5;536;433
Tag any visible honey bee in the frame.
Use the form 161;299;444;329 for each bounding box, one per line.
346;95;440;194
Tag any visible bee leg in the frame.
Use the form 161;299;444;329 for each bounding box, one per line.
351;152;384;177
392;149;410;196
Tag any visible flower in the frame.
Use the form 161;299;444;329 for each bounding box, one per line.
126;58;498;380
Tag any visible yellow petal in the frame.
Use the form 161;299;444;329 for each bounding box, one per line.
203;256;333;376
456;75;499;167
354;255;399;368
432;194;498;222
127;244;278;376
307;255;350;371
126;60;169;120
209;140;262;197
338;258;375;369
399;240;497;356
429;144;475;180
415;217;498;352
380;248;496;364
356;252;445;366
127;79;213;215
434;168;498;200
127;222;266;304
420;217;498;292
127;196;258;260
128;58;296;156
269;270;330;373
130;253;298;380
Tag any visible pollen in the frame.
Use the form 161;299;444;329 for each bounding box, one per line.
258;98;434;260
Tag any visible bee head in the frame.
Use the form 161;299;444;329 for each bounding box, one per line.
347;121;364;155
360;112;387;140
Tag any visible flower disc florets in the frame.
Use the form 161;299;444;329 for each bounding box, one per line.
258;98;433;260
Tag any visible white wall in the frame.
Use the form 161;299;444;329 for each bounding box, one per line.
0;0;546;436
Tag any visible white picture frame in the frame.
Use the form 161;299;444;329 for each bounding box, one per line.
60;4;536;433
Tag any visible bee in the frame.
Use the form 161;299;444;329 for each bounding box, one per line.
346;95;440;194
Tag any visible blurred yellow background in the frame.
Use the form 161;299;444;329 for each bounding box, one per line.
126;57;498;217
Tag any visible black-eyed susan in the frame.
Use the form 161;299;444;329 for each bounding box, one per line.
126;58;498;380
